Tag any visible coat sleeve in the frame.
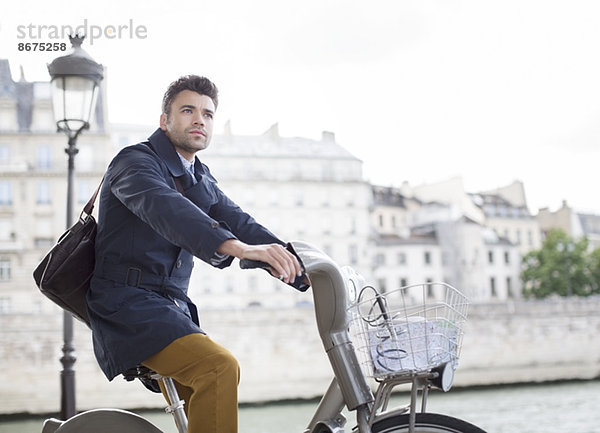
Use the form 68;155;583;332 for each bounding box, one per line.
107;145;237;265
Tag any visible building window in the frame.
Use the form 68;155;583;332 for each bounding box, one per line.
349;217;357;235
397;252;406;265
504;251;510;265
78;146;93;171
0;218;12;241
321;215;332;235
0;145;10;165
345;191;355;207
0;181;12;205
322;162;333;180
488;251;494;264
424;251;431;265
224;277;234;294
37;145;51;170
248;276;258;292
295;216;305;237
35;238;55;248
0;258;11;281
268;189;278;206
441;252;449;266
375;253;386;266
36;217;53;242
348;244;358;265
245;190;256;207
378;214;384;228
426;278;434;297
77;179;92;204
37;181;51;204
506;277;513;298
490;277;497;297
0;297;11;313
201;277;213;294
399;278;408;288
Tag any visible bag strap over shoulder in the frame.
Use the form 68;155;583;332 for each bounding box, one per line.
82;175;105;216
173;177;184;194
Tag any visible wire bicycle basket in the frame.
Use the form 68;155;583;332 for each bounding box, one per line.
348;281;469;380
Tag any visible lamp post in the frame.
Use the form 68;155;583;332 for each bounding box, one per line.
47;34;104;420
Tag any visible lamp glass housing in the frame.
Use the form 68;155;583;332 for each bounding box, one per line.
51;75;99;135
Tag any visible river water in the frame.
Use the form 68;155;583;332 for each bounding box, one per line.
1;380;598;433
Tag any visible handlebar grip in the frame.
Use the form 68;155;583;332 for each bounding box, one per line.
238;244;310;292
239;259;270;270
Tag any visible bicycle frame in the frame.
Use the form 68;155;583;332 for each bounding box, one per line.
41;240;467;433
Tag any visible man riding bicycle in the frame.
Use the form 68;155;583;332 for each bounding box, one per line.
86;75;308;433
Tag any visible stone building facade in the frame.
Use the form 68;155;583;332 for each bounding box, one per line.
370;180;525;302
2;57;599;415
4;56;594;313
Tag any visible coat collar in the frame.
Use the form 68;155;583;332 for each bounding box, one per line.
147;128;187;177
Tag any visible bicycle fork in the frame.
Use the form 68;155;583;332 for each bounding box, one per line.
304;377;373;433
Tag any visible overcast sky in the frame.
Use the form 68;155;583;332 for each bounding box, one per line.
2;0;599;214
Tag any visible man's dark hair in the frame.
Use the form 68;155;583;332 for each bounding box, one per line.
161;75;219;115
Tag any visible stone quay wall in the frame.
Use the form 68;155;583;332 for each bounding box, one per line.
0;297;599;415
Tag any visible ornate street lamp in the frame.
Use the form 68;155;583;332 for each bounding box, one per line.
47;34;104;420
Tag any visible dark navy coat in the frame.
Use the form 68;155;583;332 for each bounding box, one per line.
87;128;306;380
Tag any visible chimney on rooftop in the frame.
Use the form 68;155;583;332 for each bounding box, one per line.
263;122;279;139
321;130;335;142
223;119;232;136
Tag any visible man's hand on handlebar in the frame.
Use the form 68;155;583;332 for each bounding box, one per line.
217;239;303;285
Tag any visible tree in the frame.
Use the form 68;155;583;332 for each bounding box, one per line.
589;248;600;294
521;229;600;298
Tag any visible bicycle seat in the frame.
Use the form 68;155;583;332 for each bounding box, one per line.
122;365;162;393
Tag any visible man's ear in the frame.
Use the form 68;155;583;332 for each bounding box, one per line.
159;113;167;131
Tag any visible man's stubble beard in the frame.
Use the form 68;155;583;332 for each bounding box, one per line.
166;128;210;156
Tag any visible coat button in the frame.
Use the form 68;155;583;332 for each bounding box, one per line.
211;222;219;229
176;260;182;268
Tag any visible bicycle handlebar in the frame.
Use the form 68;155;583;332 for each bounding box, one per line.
239;241;305;272
238;243;310;291
239;259;270;270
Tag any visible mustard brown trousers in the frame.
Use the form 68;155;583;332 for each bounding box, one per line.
143;333;240;433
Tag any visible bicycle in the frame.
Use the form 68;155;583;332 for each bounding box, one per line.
41;240;487;433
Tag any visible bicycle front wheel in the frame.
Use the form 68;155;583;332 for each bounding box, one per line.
372;412;486;433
